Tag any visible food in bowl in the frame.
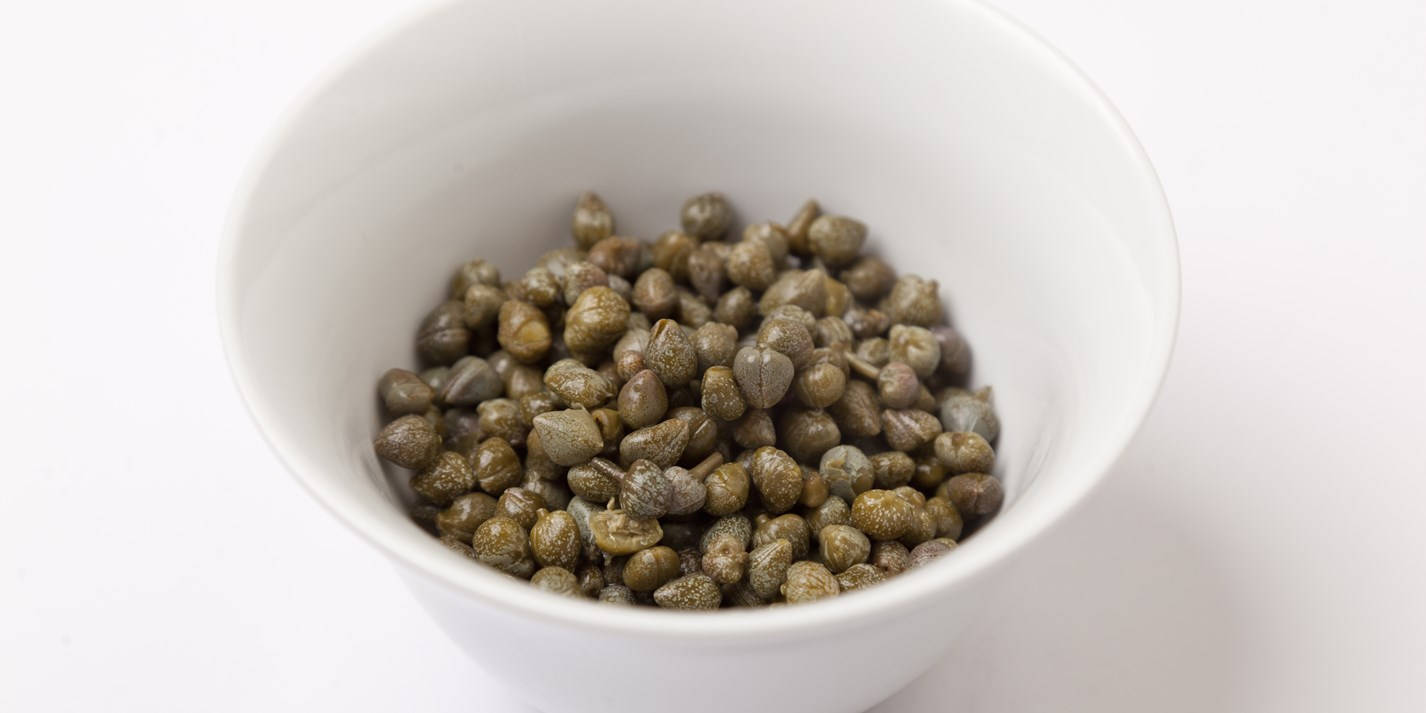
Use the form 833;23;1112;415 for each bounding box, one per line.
372;191;1004;608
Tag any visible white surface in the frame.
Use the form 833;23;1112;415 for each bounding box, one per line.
216;2;1178;710
1;0;1423;711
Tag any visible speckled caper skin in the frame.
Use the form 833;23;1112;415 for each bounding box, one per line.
566;458;622;503
753;513;812;560
410;451;476;505
436;492;498;540
749;446;803;514
651;230;697;283
943;473;1005;518
881;408;942;451
653;573;722;609
680;193;733;240
819;524;872;573
379;368;434;415
643;318;698;388
836;563;886;592
726;240;776;291
731;346;794;411
472;516;532;577
616;369;668;430
417;301;471;365
909;539;956;568
702;462;751;516
477;397;529;448
589;509;663;556
495;300;551;364
876;361;920;410
756;317;814;369
542;359;614;409
846;307;892;340
496;487;546;530
807;215;866;266
450;259;501;300
798;466;830;509
686;241;727;301
375;414;443;470
699;365;746;422
828;380;882;439
530;408;603;466
794;356;848;409
747;539;793;600
899;504;937;547
805;495;852;535
939;387;1000;443
934;431;995;475
779;409;841;463
851;489;916;540
732;408;778;449
882;274;942;326
619;418;690;468
564;286;630;354
759;270;827;318
781;561;840;603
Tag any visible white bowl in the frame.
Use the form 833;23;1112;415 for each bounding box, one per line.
218;1;1179;711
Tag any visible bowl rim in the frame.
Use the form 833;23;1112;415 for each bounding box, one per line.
217;0;1181;642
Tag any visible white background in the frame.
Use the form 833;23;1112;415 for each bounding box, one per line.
2;1;1423;711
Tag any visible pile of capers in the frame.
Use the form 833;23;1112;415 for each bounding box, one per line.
373;192;1005;609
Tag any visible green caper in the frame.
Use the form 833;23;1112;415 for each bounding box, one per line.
378;368;434;415
845;307;891;339
411;450;476;505
701;514;753;551
598;584;636;604
513;267;561;308
374;414;443;470
869;451;915;489
807;215;866;266
732;408;778;449
938;386;1000;443
835;563;886;592
496;300;551;364
747;539;793;600
749;446;803;513
799;465;830;508
934;431;995;474
563;286;630;354
819;524;871;573
778;409;840;463
819;444;873;501
840;256;895;301
925;496;964;540
469;437;522;495
566;458;623;503
882;274;941;326
752;513;812;559
440;356;503;406
612;328;649;382
680;192;733;240
725;240;776;291
699;365;746;422
530;408;603;466
572;191;615;249
713;286;756;329
530;566;581;596
623;545;682;592
876;361;920;410
758;270;827;317
805;495;851;535
619;418;690;468
881;408;942;451
616;368;668;430
620;459;671;519
543;358;615;409
644;318;698;387
496;487;545;530
781;561;840;603
417;301;471;365
691;322;738;373
931;326;972;377
477;397;528;447
701;536;748;585
703;462;751;516
756;317;814;369
449;259;501;299
733;346;794;410
471;516;532;577
652;573;721;609
851;489;915;540
589;508;663;555
435;492;498;540
828;380;882;439
813;316;855;350
888;324;941;380
793;350;848;409
943;473;1005;518
586;235;644;278
784;199;820;256
439;534;478;559
632;267;678;319
561;261;609;305
899;504;936;547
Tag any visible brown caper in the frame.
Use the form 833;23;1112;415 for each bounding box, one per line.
528;509;580;569
496;300;551;364
732;408;777;449
931;326;972;377
807;215;866;266
781;561;840;603
449;259;501;299
703;462;751;516
819;524;871;573
699;365;746;422
686;241;728;300
378;368;434;416
375;414;443;469
623;545;682;592
417;301;471;365
747;539;793;600
835;563;886;592
435;492;498;540
469;436;523;495
869;451;915;489
542;358;615;409
743;221;790;262
619;418;690;468
619;459;671;519
753;513;812;559
460;284;506;331
851;489;916;540
799;465;830;508
758;270;827;318
749;446;803;514
652;573;721;609
566;458;623;503
561;261;609;305
513;267;561;308
589;508;664;555
840;256;895;301
794;352;848;409
934;431;995;474
725;240;776;291
680;192;733;240
644;319;698;388
701;514;753;551
909;539;956;568
586;235;644;278
664;466;708;516
471;516;532;577
504;364;544;400
700;536;748;585
912;453;946;491
871;540;911;575
650;230;697;283
713;286;757;329
899;504;936;547
805;495;851;534
518;390;560;428
882;274;941;326
943;473;1005;518
440;356;503;406
477;397;528;447
564;286;630;354
572;191;615;249
616;369;669;430
496;487;545;530
530;408;603;466
876;361;920;410
632;267;678;319
888;324;941;380
784;199;820;256
813;316;855;350
411;450;476;505
828;380;882;439
881;408;942;451
575;563;605;597
925;496;964;540
733;346;794;410
612;328;649;382
822;276;852;322
691;322;738;373
778;409;840;463
668;407;718;464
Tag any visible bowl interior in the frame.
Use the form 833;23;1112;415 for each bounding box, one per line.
220;0;1178;635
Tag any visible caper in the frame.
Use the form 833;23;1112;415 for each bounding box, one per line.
784;199;820;256
449;259;501;300
439;356;502;406
725;240;776;291
612;328;649;382
909;539;956;568
561;261;610;305
819;524;871;573
747;539;793;600
598;584;636;604
701;514;753;551
435;492;498;540
652;573;721;609
733;346;794;410
469;436;523;495
699;365;746;422
527;509;580;570
701;536;748;585
619;418;690;468
471;516;532;577
496;300;551;364
882;274;941;326
794;351;848;409
828;380;882;439
623;545;682;592
931;326;972;377
781;561;840;603
876;361;920;410
845;306;891;339
571;191;615;249
631;267;678;319
899;504;936;547
871;540;911;575
934;431;995;474
438;534;477;559
925;496;964;540
675;288;711;328
644;318;698;388
530;566;581;596
713;286;756;328
495;487;545;530
881;408;942;451
378;368;434;416
541;358;614;409
586;235;644;278
943;473;1005;518
504;363;545;400
799;465;830;508
374;414;443;470
416;301;472;365
841;256;895;301
870;451;915;489
851;489;915;540
410;450;476;505
703;462;751;516
731;408;777;449
807;215;866;266
749;446;803;514
835;563;886;592
938;386;1000;443
589;508;663;555
813;316;855;350
564;286;630;354
819;444;873;501
805;495;851;535
752;513;812;559
530;408;603;466
680;192;733;240
778;409;840;463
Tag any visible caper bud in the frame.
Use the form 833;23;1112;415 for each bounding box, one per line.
733;346;794;410
713;286;757;329
779;409;840;463
472;516;532;577
528;509;580;570
416;301;471;365
931;325;972;377
749;446;803;514
631;267;678;319
725;239;776;291
851;489;916;540
881;408;942;451
934;431;995;474
623;545;682;592
686;241;728;300
819;524;871;573
469;436;522;495
819;444;874;501
871;540;911;575
496;486;545;530
564;286;631;354
807;215;866;266
374;414;443;469
542;358;614;409
828;380;882;439
700;365;746;422
589;508;663;555
410;450;476;505
758;269;827;317
747;539;793;600
560;260;610;305
869;451;915;489
732;408;777;449
477;397;528;447
938;386;1000;443
530;408;603;466
876;361;921;410
435;492;498;540
703;462;751;516
813;316;855;350
586;235;644;278
378;368;434;416
619;418;690;468
439;356;503;406
781;561;840;603
571;191;615;249
496;300;551;364
909;539;956;568
943;473;1005;518
449;259;501;299
925;496;964;540
612;328;649;382
805;495;851;535
598;584;636;604
840;256;895;301
835;563;886;592
752;513;812;559
882;274;941;326
652;573;721;609
845;306;891;339
888;324;941;380
680;192;733;240
784;199;820;256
